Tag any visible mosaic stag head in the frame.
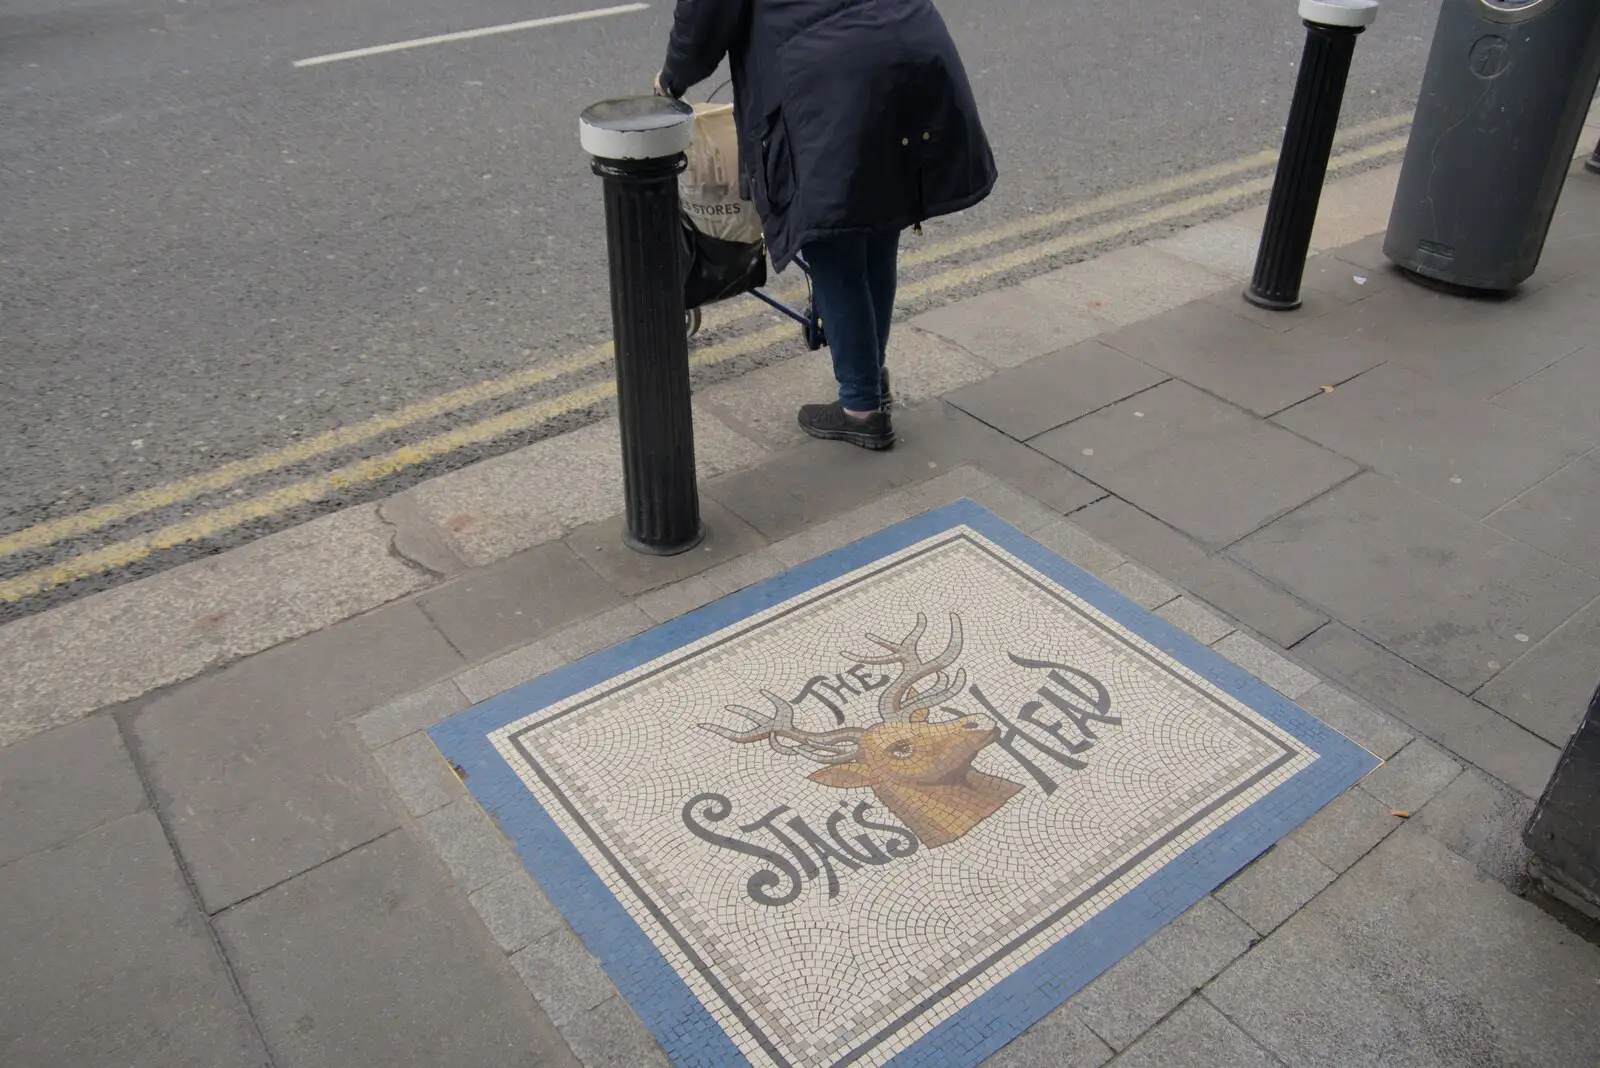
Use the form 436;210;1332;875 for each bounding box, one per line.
700;613;1021;847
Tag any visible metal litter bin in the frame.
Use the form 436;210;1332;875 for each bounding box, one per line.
1384;0;1600;291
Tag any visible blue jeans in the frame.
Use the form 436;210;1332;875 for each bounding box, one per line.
803;231;900;412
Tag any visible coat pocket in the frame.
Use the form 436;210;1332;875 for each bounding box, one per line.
755;109;796;216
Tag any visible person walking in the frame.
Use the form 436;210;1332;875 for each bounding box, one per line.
656;0;997;450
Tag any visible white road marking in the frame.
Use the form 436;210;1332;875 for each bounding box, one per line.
292;3;650;67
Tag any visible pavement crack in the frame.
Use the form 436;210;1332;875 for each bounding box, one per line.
375;496;464;582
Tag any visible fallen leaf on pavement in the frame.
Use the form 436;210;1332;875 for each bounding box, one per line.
1391;810;1411;818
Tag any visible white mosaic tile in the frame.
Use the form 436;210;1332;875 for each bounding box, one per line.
483;526;1319;1067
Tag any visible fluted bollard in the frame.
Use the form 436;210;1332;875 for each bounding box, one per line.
1245;0;1379;311
580;97;704;555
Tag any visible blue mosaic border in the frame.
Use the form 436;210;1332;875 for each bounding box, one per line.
430;500;1378;1067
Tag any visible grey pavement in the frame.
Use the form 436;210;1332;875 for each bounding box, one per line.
0;0;1446;618
7;155;1600;1066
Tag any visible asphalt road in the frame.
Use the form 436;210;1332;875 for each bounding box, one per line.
0;0;1441;616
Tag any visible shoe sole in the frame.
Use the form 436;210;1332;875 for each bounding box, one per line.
798;420;897;451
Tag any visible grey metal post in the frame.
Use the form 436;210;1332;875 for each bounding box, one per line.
579;97;705;556
1245;0;1379;311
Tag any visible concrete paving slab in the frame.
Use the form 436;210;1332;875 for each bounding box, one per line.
1228;166;1397;256
1206;829;1600;1068
1141;896;1258;992
1295;682;1413;760
697;329;991;449
899;464;998;515
1491;346;1600;443
455;638;567;705
1294;281;1588;400
1476;595;1600;746
1211;632;1319;700
1098;300;1381;416
1324;231;1391;275
565;499;768;598
703;403;986;539
0;715;146;868
1021;246;1232;328
419;542;624;662
1208;282;1349;334
217;828;576;1068
0;503;429;748
1297;624;1560;799
771;494;915;566
548;604;652;661
373;731;465;818
1108;997;1277;1068
510;928;618;1028
1102;563;1180;610
946;340;1167;441
139;707;401;913
1233;473;1600;693
910;285;1106;369
1300;164;1401;251
0;813;267;1068
1031;518;1126;576
1214;840;1336;936
983;1004;1113;1068
1073;497;1325;648
1288;788;1402;874
965;480;1063;534
1487;452;1600;575
637;575;722;623
1298;248;1401;303
1154;597;1235;645
131;601;460;911
1068;947;1192;1051
956;436;1108;518
1146;221;1262;278
558;995;671;1068
470;868;565;955
408;414;764;569
1416;768;1535;893
885;325;997;403
1275;363;1589;518
1033;380;1359;549
692;350;842;450
355;680;470;750
1357;739;1463;814
701;545;788;595
417;796;519;895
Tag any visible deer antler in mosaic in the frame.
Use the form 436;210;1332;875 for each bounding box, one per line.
699;691;867;765
699;611;1021;848
844;612;968;724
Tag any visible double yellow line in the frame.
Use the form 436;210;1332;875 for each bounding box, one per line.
0;116;1411;604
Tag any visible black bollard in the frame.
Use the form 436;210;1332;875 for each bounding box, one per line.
580;97;705;556
1245;0;1379;311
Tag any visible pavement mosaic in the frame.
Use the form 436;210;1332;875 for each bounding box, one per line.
431;501;1378;1068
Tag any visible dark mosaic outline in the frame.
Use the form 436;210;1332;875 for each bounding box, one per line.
431;500;1379;1068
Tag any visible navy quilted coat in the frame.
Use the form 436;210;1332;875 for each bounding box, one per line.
660;0;998;269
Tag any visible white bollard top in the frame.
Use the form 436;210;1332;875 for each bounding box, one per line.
579;97;694;161
1299;0;1378;27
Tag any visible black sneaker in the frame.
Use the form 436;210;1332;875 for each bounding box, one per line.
797;402;896;450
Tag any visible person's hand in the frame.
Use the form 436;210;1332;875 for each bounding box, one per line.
653;71;668;97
